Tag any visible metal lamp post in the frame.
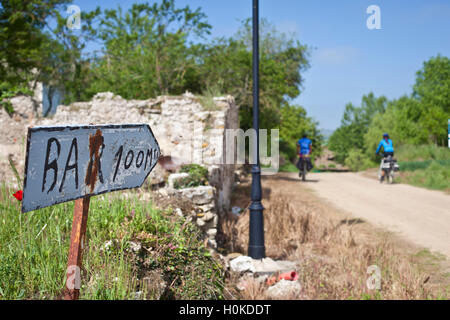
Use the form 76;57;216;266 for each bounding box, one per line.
248;0;265;259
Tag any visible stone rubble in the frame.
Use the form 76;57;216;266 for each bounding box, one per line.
228;255;301;298
266;279;302;299
252;257;298;274
230;256;256;273
229;255;299;274
169;182;219;248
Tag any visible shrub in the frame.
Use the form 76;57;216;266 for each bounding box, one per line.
344;149;375;172
398;161;450;191
198;85;223;111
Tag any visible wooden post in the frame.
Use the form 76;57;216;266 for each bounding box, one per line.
64;196;90;300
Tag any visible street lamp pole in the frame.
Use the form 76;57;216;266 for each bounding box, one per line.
248;0;265;259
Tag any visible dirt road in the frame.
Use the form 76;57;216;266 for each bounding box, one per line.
272;172;450;257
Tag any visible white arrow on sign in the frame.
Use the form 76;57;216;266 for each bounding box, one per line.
22;124;160;213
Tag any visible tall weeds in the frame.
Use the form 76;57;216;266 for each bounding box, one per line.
222;193;448;299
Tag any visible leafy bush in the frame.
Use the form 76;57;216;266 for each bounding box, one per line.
198;85;223;111
328;93;388;164
344;149;375;172
363;97;429;161
398;162;450;191
174;164;209;189
279;104;323;161
389;145;450;191
279;161;298;173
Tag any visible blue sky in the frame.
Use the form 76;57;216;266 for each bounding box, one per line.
66;0;450;130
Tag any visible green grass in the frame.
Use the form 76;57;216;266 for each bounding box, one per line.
198;85;224;111
398;159;450;171
175;164;209;189
396;144;450;162
397;161;450;191
279;161;298;173
0;186;224;300
394;145;450;191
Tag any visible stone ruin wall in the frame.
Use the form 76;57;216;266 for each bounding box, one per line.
0;91;239;247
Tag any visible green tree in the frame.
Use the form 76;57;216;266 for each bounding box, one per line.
412;55;450;145
278;104;322;161
0;0;69;113
364;96;428;160
344;148;373;172
1;0;320;157
87;1;210;99
199;18;310;131
364;55;450;157
328;92;387;164
328;125;354;164
41;7;101;105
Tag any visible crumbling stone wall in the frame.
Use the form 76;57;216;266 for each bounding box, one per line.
0;91;238;247
34;92;238;212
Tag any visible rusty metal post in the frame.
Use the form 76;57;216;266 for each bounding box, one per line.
64;196;90;300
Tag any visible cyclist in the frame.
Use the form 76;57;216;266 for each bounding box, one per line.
376;133;394;182
375;133;394;158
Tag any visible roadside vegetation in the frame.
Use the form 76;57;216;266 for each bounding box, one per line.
174;164;209;189
279;161;298;173
223;184;450;300
0;185;224;300
395;145;450;192
396;144;450;162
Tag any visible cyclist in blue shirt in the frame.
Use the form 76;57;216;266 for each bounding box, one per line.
297;134;312;156
296;134;313;176
376;133;394;157
376;133;395;182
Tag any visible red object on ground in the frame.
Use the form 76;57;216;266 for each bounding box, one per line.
279;271;299;281
266;271;299;286
12;190;23;201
